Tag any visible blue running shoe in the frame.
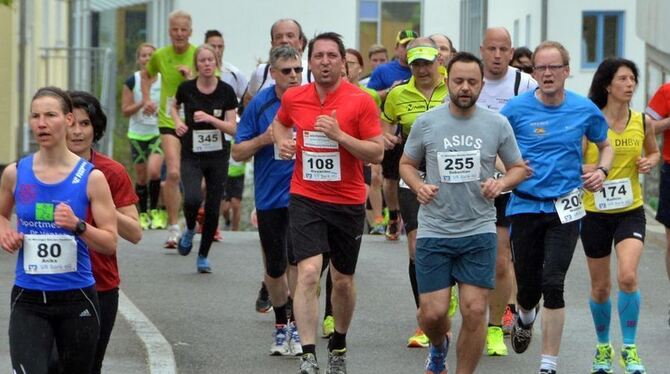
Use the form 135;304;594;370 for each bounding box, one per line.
197;255;211;273
424;339;448;374
178;229;195;256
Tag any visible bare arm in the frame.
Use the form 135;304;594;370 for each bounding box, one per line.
140;69;157;114
116;205;141;244
651;116;670;135
0;164;23;253
193;109;237;137
315;111;384;164
272;117;297;160
481;159;528;199
399;154;438;205
637;115;661;174
232;126;273;162
80;170;118;255
381;119;401;150
121;85;143;118
582;139;613;192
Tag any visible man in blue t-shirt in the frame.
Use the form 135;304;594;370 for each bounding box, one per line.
499;41;613;374
232;45;303;358
367;29;418;101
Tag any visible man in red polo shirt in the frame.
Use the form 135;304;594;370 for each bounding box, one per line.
273;31;384;374
647;82;670;327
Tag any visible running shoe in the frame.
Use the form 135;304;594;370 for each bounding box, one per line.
448;287;459;318
150;209;167;229
424;340;448;374
407;327;430;348
510;315;533;354
299;353;320;374
486;326;508;356
177;229;194;256
322;315;335;338
385;218;401;241
196;255;211;273
619;345;646;374
289;321;303;355
591;343;614;374
270;324;291;356
256;282;273;313
164;225;180;249
369;224;385;235
502;305;515;335
326;348;347;374
139;212;151;230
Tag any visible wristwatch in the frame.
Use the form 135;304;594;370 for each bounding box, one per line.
596;166;609;178
74;219;87;235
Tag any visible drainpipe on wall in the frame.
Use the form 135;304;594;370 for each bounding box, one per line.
16;0;26;159
541;0;548;42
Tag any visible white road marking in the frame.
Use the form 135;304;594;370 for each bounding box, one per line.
118;290;177;374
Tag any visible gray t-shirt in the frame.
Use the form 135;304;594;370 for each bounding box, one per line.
404;103;522;238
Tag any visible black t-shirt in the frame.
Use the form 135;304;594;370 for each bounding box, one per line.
175;79;238;158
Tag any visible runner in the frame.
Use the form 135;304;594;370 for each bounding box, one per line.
272;32;383;374
122;42;165;231
0;86;117;373
477;27;537;356
500;41;613;374
142;10;197;248
67;90;142;373
381;37;449;348
400;51;526;374
645;80;670;328
172;44;237;273
582;58;657;374
232;44;303;358
204;29;249;101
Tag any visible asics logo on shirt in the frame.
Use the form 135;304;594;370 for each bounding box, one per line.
443;135;482;149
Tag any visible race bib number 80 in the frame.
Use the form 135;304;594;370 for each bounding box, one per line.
23;234;77;275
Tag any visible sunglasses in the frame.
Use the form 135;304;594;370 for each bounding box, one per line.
280;67;304;75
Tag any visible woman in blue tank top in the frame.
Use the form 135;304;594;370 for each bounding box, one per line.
0;86;118;373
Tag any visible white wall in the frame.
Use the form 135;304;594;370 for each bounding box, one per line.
175;0;357;78
422;0;460;50
487;0;542;49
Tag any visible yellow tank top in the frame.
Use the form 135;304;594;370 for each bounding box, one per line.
583;110;645;213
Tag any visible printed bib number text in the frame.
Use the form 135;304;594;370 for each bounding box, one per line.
23;234;77;275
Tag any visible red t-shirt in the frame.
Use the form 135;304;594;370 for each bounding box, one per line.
276;81;381;204
88;150;139;292
647;83;670;162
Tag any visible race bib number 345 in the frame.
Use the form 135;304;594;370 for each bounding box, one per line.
193;129;223;153
23;234;77;275
437;150;481;183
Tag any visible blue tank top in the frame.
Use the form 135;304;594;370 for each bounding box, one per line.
14;155;96;291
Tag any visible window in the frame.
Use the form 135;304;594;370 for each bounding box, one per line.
525;14;531;46
358;0;422;76
582;11;624;69
513;19;519;47
459;0;487;54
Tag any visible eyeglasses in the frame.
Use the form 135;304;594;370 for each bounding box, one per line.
533;64;565;72
280;66;304;75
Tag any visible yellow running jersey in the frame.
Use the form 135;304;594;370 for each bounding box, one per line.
583;110;646;213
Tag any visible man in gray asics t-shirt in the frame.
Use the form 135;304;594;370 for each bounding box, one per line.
399;52;527;374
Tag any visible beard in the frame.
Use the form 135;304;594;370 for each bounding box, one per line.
450;92;479;110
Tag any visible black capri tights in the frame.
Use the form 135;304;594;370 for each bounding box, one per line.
181;155;228;258
510;213;580;310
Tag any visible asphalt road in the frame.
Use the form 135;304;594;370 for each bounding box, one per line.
1;215;670;373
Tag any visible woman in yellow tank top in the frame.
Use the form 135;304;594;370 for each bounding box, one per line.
581;58;659;374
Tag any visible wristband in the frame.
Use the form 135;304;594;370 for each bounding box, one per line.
596;166;609;178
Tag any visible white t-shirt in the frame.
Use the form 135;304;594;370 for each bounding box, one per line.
220;61;248;101
478;67;537;112
246;58;311;96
